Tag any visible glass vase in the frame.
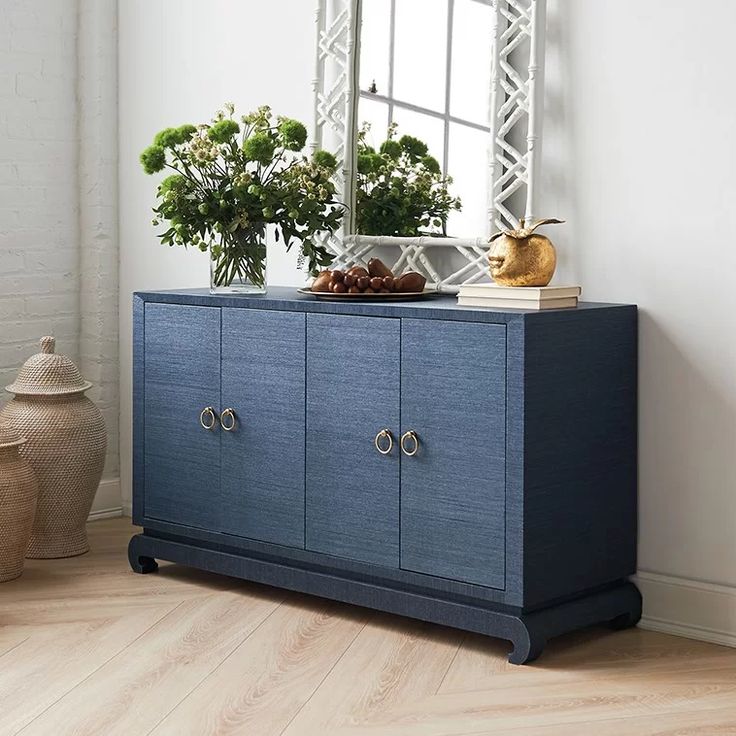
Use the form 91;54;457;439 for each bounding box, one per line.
209;234;267;295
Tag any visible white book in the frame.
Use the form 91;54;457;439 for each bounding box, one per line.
457;296;579;310
457;284;582;300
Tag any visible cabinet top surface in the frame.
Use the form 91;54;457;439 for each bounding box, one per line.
135;287;635;323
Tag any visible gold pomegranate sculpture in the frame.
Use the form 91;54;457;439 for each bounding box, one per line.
488;218;564;287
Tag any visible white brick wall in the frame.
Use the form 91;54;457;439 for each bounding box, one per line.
0;0;79;383
0;0;119;482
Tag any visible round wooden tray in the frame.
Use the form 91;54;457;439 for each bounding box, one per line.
297;287;439;302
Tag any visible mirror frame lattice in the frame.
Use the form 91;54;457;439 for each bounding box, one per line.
311;0;547;292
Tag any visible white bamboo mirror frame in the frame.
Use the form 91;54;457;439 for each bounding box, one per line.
311;0;547;292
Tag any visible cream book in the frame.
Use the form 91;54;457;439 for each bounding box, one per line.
457;296;579;310
457;284;582;300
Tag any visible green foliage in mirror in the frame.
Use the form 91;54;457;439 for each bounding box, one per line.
141;103;344;288
356;122;461;237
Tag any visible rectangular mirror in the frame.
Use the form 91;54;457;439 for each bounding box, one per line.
312;0;546;291
356;0;494;239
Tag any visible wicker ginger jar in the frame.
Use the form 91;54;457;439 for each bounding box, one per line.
0;336;106;558
0;424;38;581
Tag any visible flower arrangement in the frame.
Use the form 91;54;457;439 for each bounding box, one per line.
140;103;344;292
356;122;461;237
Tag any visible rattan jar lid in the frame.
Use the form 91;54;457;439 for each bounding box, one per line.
5;336;93;396
0;423;26;448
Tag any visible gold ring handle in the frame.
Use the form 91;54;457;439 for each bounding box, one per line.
400;430;419;457
220;408;237;432
374;429;394;455
200;406;217;430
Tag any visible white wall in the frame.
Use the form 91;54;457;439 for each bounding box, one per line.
0;0;79;390
0;0;120;513
118;1;736;643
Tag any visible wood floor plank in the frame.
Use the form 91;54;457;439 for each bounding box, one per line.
18;590;285;736
5;519;736;736
439;626;736;694
0;628;30;659
342;667;736;735
469;703;736;735
149;597;369;736
0;606;176;736
281;614;463;736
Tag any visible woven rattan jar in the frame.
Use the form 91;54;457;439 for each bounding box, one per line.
0;424;38;581
0;336;106;558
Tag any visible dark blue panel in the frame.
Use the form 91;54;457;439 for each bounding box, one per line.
521;307;638;608
401;319;506;589
132;295;145;526
220;308;306;548
144;303;221;530
306;313;400;567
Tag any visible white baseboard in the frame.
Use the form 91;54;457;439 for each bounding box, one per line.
635;570;736;649
88;477;122;521
88;506;123;520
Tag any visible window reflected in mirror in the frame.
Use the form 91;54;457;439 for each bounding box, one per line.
357;0;493;238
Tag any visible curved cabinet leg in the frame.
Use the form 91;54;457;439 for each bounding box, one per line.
507;619;546;665
608;581;643;630
128;534;158;574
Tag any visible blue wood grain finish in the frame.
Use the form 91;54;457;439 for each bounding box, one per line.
306;313;400;567
220;309;305;548
400;319;507;588
143;303;221;530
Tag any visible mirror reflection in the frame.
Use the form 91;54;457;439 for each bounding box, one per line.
356;0;493;238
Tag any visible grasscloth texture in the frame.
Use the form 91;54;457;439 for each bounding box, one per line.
2;519;736;735
132;290;638;662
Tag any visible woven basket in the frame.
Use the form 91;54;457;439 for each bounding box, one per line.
0;337;106;559
0;425;38;581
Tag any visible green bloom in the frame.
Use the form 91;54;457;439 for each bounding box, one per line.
243;131;276;164
399;135;428;160
278;118;307;151
312;149;337;171
158;174;187;194
176;124;196;143
421;155;441;174
208;119;240;143
154;127;180;149
140;145;166;174
380;139;402;159
357;153;374;175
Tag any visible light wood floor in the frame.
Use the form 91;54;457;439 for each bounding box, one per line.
2;519;736;735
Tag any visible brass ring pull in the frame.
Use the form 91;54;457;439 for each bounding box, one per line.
200;406;217;430
220;408;237;432
374;429;394;455
400;430;419;457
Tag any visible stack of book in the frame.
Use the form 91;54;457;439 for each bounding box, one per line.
457;284;582;310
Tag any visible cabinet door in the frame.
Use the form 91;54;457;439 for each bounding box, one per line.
220;308;306;548
401;319;506;588
306;314;400;567
144;303;221;530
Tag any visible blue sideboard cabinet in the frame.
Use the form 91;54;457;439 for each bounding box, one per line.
129;287;641;664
